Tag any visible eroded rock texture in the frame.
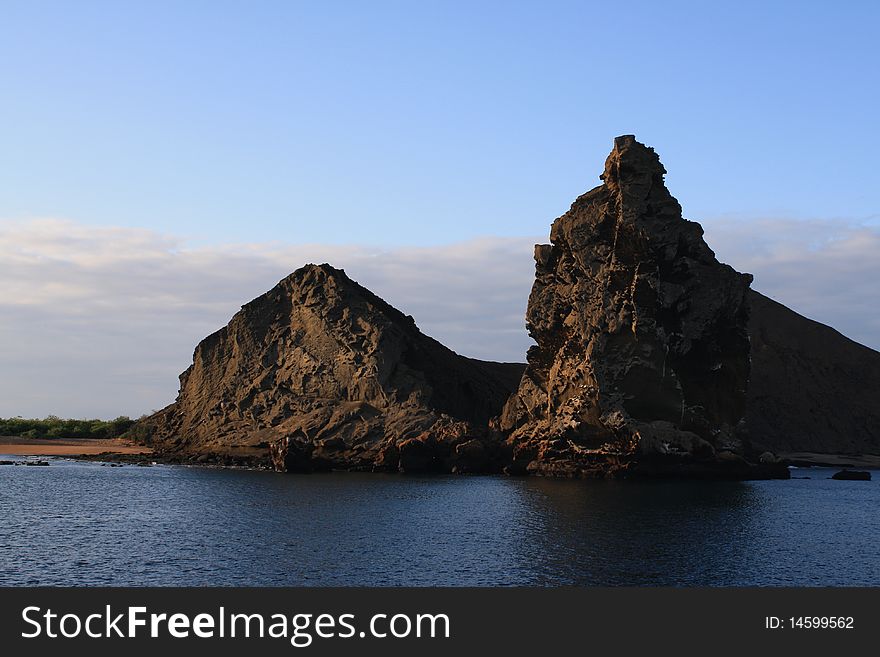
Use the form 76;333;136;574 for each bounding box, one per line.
500;135;783;478
143;264;524;472
136;135;877;478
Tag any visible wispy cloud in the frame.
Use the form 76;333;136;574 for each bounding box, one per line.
0;219;537;418
703;216;880;351
1;216;878;418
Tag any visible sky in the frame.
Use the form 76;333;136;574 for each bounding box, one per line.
1;1;878;418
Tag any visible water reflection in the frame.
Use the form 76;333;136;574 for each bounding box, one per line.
512;478;759;585
0;458;877;586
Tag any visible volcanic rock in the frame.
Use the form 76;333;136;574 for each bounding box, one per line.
135;135;879;479
746;290;880;456
500;135;786;479
831;470;871;481
142;264;524;472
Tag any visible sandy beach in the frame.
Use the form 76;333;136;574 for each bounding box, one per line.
0;436;151;456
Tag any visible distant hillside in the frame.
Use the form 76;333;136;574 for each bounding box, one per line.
747;290;880;455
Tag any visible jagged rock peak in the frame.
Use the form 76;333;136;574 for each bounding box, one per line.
282;263;368;295
263;262;416;327
599;134;666;185
500;135;784;479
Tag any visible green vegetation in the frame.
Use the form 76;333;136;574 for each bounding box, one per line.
0;416;137;440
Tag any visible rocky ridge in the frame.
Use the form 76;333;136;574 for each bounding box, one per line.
746;290;880;456
142;264;524;473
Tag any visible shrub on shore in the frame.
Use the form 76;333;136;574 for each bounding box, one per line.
0;416;137;440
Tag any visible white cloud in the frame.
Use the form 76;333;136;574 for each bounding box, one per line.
0;219;537;418
702;216;880;351
1;216;878;419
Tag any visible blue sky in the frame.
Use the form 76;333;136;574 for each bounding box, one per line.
2;1;877;245
1;1;879;418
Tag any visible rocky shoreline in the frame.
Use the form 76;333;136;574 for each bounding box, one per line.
22;451;877;485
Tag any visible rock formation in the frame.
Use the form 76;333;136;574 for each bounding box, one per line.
142;264;524;472
137;134;879;478
746;290;880;456
499;135;786;478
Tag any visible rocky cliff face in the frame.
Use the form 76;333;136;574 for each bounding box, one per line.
139;135;878;478
500;135;784;478
143;264;524;472
747;290;880;456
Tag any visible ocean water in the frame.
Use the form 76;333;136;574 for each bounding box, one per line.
0;456;877;586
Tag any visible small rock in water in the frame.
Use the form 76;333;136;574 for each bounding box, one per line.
831;470;871;481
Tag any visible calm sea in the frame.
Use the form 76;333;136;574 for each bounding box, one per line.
1;456;877;586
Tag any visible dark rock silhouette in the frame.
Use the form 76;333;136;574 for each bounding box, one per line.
746;290;880;456
831;470;871;481
499;135;786;478
142;264;524;472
